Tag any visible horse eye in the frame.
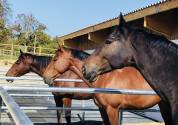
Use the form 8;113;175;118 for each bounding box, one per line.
116;36;120;41
15;61;20;64
105;39;113;44
53;58;57;61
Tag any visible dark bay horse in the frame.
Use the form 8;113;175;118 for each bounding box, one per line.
82;13;176;125
43;47;162;125
6;50;73;124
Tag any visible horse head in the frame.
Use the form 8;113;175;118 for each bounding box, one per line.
82;13;134;82
6;50;34;82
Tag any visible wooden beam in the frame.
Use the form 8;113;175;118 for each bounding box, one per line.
144;17;171;37
88;29;110;43
144;11;175;38
63;35;98;50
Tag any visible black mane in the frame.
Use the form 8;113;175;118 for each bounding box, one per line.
63;47;90;60
132;27;178;56
22;53;52;70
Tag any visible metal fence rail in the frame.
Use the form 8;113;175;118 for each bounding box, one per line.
0;87;33;125
0;76;83;82
3;86;156;95
0;106;160;112
0;75;159;124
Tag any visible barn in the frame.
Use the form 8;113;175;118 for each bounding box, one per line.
58;0;178;52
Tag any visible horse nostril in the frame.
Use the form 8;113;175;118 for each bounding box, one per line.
44;77;53;85
7;79;14;83
82;65;86;75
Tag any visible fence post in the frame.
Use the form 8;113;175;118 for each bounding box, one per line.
33;35;36;54
119;110;123;125
39;46;41;55
0;97;2;125
11;43;14;59
25;45;27;53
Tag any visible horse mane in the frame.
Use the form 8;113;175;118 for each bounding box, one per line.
63;47;90;60
132;27;178;56
22;53;52;70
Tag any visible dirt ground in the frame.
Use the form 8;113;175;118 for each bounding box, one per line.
0;59;15;67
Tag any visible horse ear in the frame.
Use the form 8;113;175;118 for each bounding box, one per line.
119;12;126;27
58;42;61;49
60;47;66;53
19;49;26;59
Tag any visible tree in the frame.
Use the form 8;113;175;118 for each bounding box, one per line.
12;13;47;46
0;0;12;43
0;19;11;43
0;0;12;22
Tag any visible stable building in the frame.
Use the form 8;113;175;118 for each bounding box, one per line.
58;0;178;51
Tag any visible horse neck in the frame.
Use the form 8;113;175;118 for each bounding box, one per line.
131;33;178;99
69;57;95;88
69;58;83;70
30;57;48;77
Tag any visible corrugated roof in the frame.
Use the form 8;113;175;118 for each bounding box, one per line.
94;0;168;26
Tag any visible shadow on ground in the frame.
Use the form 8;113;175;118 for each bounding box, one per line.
34;121;102;125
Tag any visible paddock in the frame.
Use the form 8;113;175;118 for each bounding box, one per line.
0;67;164;125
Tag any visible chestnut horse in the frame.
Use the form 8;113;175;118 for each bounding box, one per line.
82;14;174;125
43;47;162;125
6;50;74;124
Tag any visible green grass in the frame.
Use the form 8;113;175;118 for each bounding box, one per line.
0;55;17;60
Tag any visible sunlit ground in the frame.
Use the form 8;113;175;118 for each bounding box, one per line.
126;122;164;125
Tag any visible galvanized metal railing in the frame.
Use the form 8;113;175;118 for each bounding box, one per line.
0;75;160;124
0;87;33;125
0;76;156;95
3;86;156;95
0;76;83;82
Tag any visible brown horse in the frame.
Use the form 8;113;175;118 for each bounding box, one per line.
43;47;162;125
6;50;73;124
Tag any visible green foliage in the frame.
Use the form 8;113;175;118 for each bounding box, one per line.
0;19;11;43
0;0;12;22
0;0;12;44
0;0;59;57
10;13;49;46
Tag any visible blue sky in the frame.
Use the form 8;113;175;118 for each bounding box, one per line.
9;0;161;37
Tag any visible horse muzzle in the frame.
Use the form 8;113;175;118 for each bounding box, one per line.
6;79;14;83
43;77;54;86
82;65;98;83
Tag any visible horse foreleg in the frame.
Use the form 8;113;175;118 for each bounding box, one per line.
99;107;110;125
63;98;72;124
158;101;172;125
54;95;63;124
106;106;118;125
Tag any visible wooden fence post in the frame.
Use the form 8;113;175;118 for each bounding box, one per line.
25;46;27;53
0;97;2;125
11;43;14;58
39;46;42;55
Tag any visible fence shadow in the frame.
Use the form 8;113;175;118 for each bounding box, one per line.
34;121;102;125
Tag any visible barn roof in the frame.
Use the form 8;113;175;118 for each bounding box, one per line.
58;0;178;42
